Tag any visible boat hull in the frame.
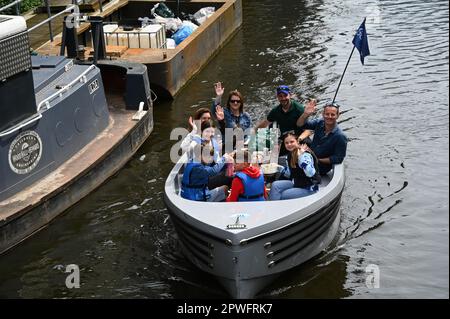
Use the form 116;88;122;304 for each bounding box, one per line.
217;209;341;298
164;159;345;298
0;109;153;254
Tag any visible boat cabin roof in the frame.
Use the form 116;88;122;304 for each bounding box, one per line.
0;15;26;40
31;56;96;109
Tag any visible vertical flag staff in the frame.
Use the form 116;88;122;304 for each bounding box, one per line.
332;18;371;103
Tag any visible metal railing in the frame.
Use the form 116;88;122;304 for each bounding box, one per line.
0;0;104;43
0;113;42;138
37;64;97;112
27;4;77;31
0;0;22;14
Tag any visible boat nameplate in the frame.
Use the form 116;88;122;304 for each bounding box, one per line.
226;223;246;230
64;60;74;72
88;79;99;94
8;130;43;174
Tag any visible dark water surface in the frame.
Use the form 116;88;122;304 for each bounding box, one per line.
0;0;448;298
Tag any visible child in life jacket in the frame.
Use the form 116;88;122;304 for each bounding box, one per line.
227;150;268;202
181;143;233;202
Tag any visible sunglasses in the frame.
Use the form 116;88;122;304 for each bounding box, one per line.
230;99;241;104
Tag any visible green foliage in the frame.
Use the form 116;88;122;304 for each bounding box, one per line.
0;0;42;14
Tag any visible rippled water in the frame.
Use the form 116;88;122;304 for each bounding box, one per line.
0;0;448;298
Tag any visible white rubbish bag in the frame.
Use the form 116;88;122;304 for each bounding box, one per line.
193;7;215;25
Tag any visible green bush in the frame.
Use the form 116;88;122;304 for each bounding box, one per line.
0;0;42;14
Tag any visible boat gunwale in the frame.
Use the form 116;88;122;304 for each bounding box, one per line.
164;155;345;244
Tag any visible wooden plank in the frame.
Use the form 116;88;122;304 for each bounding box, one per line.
85;45;128;57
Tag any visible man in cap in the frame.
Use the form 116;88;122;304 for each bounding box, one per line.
297;101;347;175
256;85;313;155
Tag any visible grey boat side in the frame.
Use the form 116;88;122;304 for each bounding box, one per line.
164;155;345;298
0;107;153;255
0;57;110;202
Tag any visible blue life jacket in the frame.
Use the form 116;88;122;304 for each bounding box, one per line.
235;172;265;202
180;163;209;201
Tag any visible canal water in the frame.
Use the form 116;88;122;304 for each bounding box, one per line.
0;0;448;298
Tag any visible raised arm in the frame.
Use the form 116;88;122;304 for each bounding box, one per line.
203;153;234;176
214;82;225;105
213;104;226;135
296;99;316;127
211;82;225;125
298;130;313;142
180;117;200;153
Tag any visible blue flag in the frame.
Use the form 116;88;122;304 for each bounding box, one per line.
352;18;370;65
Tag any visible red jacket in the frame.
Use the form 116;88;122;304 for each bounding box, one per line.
227;166;268;202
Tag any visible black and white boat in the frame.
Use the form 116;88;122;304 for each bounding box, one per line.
164;153;345;298
0;14;153;254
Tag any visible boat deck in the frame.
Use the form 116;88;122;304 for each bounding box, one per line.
35;40;175;61
31;56;97;106
164;158;344;243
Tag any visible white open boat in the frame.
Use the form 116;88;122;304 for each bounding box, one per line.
164;154;345;298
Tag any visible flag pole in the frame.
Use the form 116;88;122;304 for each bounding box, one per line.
332;45;356;104
332;17;368;104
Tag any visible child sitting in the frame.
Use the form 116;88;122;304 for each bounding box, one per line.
181;143;233;202
269;132;321;200
227;150;268;202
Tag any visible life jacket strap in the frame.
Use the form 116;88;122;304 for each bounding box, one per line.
181;182;207;189
239;193;264;200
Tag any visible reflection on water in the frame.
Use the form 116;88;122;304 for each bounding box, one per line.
0;0;448;299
